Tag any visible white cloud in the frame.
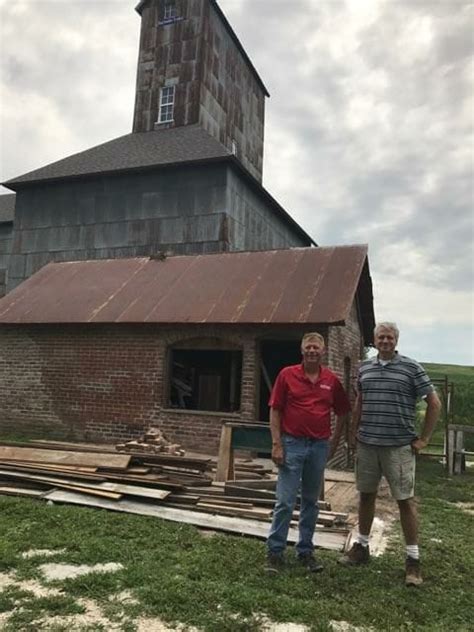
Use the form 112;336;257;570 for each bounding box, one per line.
0;0;472;364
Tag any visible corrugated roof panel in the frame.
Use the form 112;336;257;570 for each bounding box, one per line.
236;250;300;323
101;256;195;322
305;248;366;323
271;248;334;323
204;251;270;323
0;246;373;329
144;253;238;323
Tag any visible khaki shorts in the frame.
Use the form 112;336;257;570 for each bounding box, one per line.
355;442;415;501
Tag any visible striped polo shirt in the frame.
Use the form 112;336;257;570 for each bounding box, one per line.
357;353;434;446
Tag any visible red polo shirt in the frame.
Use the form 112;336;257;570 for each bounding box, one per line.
269;364;351;439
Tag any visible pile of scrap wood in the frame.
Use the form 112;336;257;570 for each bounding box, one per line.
116;427;185;456
0;442;352;551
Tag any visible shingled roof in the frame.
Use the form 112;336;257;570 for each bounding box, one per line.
0;246;375;344
4;125;231;189
3;125;316;246
0;194;15;223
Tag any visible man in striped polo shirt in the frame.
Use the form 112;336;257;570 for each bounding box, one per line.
339;322;441;586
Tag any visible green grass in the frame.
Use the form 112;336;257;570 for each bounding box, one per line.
0;460;473;631
417;362;474;451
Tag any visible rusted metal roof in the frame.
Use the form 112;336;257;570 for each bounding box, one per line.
0;246;374;339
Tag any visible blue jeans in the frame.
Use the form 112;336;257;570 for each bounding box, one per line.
267;434;329;556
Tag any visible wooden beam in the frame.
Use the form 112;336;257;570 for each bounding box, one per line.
215;424;234;482
0;446;131;470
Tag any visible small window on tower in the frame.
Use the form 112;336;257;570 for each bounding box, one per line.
158;86;175;124
164;2;177;20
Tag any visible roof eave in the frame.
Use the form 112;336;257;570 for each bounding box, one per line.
2;155;232;191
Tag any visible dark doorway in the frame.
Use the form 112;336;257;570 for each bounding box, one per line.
258;339;302;422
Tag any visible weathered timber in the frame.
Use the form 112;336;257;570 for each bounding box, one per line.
140;455;212;471
42;490;348;550
325;470;356;483
97;473;185;491
225;479;277;490
0;486;46;498
18;440;117;453
0;446;131;470
0;470;123;500
0;462;106;482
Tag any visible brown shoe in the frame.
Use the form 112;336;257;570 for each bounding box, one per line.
405;557;423;586
338;542;370;566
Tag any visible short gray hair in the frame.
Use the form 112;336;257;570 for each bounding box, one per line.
374;322;399;339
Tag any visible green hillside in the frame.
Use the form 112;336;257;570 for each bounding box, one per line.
422;362;474;384
421;362;473;430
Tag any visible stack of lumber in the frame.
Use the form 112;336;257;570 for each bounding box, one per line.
0;442;351;551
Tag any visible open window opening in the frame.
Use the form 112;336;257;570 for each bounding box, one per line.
169;345;242;413
258;339;302;422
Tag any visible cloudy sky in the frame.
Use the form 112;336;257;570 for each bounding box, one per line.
1;0;472;365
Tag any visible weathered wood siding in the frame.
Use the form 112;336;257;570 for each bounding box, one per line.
199;1;265;182
226;169;307;252
7;165;309;292
8;165;228;292
0;223;13;296
133;0;266;181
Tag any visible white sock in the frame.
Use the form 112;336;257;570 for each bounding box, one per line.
406;545;419;560
357;534;370;547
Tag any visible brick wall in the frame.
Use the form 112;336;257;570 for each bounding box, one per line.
326;301;365;468
0;315;364;457
0;324;260;453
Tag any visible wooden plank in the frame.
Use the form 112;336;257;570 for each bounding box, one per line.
0;469;170;501
224;485;275;500
19;440;117;453
52;483;122;500
0;462;99;473
0;470;122;500
96;482;169;500
43;490;348;550
454;431;465;475
98;473;185;491
447;428;455;475
325;469;356;483
225;479;277;490
137;455;211;471
196;502;272;520
215;424;234;482
0;463;106;482
0;446;131;470
447;424;474;433
0;486;46;498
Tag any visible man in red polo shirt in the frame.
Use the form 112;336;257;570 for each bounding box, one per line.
265;332;351;574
